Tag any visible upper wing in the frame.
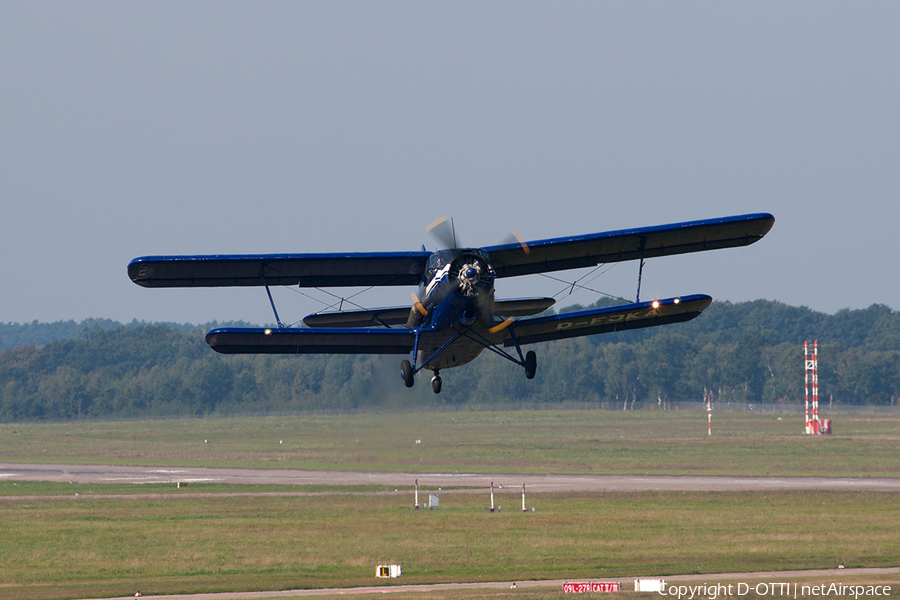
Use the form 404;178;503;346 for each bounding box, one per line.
205;327;415;354
501;295;712;346
128;252;431;288
483;213;774;278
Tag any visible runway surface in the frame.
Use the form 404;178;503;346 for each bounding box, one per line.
3;462;900;493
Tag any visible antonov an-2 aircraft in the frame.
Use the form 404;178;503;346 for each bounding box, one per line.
128;213;774;394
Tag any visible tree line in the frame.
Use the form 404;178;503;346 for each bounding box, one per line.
1;300;899;421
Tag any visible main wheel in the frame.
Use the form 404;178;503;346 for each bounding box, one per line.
400;359;415;388
524;350;537;379
431;375;442;394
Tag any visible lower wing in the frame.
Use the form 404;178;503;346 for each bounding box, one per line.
501;294;712;346
300;297;557;329
205;327;415;354
205;295;710;354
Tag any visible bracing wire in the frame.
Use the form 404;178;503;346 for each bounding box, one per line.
285;284;375;314
538;262;630;304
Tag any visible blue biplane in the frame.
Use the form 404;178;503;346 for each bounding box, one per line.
128;213;773;393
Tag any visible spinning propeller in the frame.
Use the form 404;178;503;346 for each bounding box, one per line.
426;216;459;250
418;216;533;329
426;216;530;255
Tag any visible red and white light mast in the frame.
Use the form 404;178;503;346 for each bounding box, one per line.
804;340;820;434
804;341;810;433
812;340;819;430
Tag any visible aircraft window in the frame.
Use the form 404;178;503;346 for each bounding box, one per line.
429;251;454;269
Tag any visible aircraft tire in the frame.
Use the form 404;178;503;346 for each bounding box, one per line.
524;351;537;379
431;376;442;394
401;360;414;388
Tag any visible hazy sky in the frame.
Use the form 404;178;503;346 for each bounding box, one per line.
2;2;898;326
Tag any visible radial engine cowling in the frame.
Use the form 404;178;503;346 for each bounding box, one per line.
449;252;493;297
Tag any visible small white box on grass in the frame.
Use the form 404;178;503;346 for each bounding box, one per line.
376;565;402;578
635;579;666;592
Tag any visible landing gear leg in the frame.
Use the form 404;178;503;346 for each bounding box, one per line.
524;351;537;380
460;325;537;382
400;359;414;388
431;370;442;394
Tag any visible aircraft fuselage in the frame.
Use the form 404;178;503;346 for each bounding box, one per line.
412;248;499;371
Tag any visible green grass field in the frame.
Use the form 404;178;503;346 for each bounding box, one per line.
1;409;898;599
1;410;899;477
2;490;898;599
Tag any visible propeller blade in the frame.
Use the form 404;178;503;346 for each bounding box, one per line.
511;230;531;255
410;292;428;316
488;317;514;334
426;216;459;249
499;230;531;255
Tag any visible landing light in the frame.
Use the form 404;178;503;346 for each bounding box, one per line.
264;329;272;335
673;298;680;304
651;301;660;309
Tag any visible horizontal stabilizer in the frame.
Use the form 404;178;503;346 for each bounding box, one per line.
503;294;712;346
205;327;415;354
493;297;556;317
303;306;412;328
484;213;774;278
129;252;430;288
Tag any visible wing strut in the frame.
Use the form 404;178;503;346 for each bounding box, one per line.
262;272;285;329
635;236;646;303
409;324;530;375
